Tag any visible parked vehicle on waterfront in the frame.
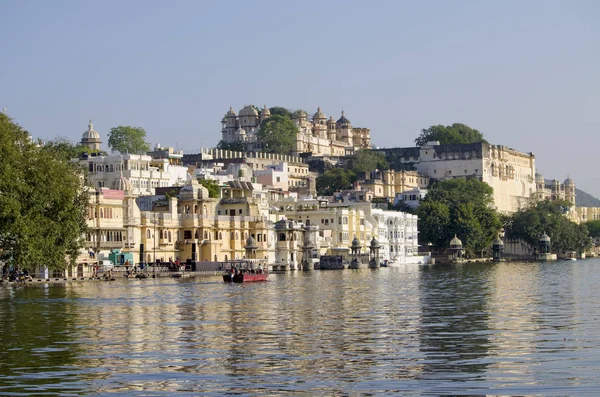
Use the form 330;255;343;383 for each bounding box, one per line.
100;260;114;271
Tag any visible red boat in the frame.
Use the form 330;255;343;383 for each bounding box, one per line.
223;270;269;283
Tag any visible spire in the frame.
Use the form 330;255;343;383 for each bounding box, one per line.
88;120;94;131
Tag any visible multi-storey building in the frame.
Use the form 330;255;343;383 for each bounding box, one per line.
271;197;425;265
377;142;537;213
356;169;430;201
220;105;371;157
184;149;313;190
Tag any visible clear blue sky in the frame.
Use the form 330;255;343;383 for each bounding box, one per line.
2;0;599;197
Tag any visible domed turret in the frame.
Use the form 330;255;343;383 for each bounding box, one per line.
313;106;326;121
535;173;544;184
225;106;237;118
336;110;351;127
112;175;132;191
351;236;361;249
449;235;463;248
239;105;258;117
539;232;550;243
246;235;257;247
81;120;101;150
327;116;336;125
370;237;380;248
262;105;271;117
564;177;575;186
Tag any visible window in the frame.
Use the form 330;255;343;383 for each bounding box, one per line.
184;230;192;239
239;209;242;215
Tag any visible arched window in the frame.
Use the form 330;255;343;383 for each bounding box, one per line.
231;232;235;240
195;230;200;239
96;165;102;172
100;208;104;218
147;229;151;239
219;232;222;240
168;231;172;242
109;165;114;172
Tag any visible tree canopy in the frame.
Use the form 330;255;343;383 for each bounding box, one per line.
43;137;106;160
417;178;501;256
315;150;389;196
0;113;88;271
504;200;590;254
316;168;357;196
414;123;487;147
583;220;600;238
257;115;298;154
198;178;221;198
108;126;150;154
216;139;245;152
269;106;292;119
348;149;389;174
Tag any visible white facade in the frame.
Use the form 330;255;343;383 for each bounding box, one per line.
380;142;537;213
77;153;188;196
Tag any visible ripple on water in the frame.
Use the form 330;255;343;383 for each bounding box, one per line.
1;261;600;396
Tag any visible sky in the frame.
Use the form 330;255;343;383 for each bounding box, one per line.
2;0;600;197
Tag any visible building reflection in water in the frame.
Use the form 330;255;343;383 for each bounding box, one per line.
1;260;596;395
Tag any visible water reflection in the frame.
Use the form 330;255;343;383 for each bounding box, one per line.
1;260;600;396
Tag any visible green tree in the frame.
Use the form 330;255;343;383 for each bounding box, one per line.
216;139;246;152
107;126;150;154
269;107;292;119
43;137;106;160
583;220;600;237
316;168;356;196
348;149;389;173
505;200;590;254
257;115;298;154
417;178;501;256
198;178;220;198
0;113;88;271
414;123;487;147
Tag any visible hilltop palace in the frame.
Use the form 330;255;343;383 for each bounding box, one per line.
220;105;371;157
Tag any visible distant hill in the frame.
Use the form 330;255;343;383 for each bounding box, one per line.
576;188;600;207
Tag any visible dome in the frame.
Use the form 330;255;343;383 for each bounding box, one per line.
246;235;256;247
197;184;210;200
327;116;336;125
370;237;380;248
564;177;575;186
336;111;350;125
239;105;258;117
351;236;361;248
292;110;307;119
225;106;237;117
82;120;100;141
492;237;504;247
535;173;544;184
235;126;246;136
313;106;326;120
180;178;210;200
449;234;463;247
111;175;132;191
539;232;551;242
262;105;271;116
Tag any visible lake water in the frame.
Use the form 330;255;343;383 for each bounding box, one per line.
1;259;600;396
